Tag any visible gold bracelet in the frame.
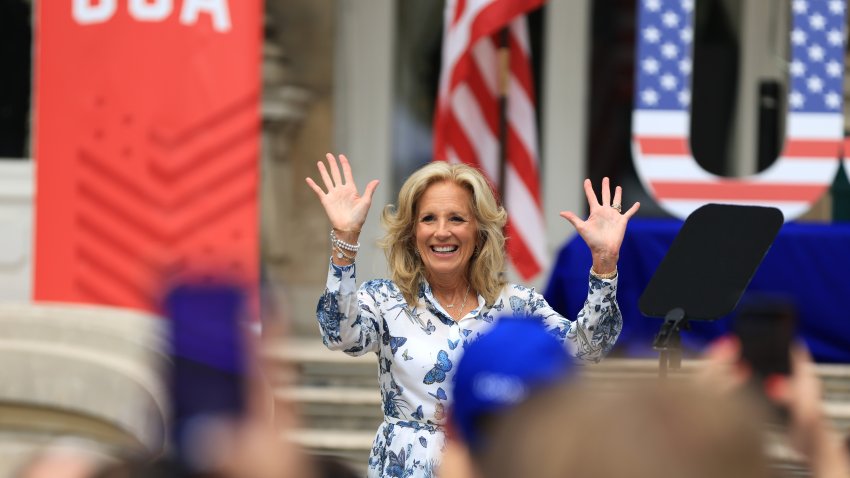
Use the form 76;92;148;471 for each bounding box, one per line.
332;245;356;262
590;267;617;280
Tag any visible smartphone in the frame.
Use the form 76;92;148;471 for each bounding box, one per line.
164;282;248;471
732;296;796;423
732;297;796;379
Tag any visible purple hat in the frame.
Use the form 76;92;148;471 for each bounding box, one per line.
450;317;575;448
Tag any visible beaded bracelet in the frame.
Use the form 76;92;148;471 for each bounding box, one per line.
330;229;360;252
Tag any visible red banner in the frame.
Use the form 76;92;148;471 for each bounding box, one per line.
34;1;261;314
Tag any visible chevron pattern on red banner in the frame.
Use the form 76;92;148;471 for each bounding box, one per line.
34;3;261;315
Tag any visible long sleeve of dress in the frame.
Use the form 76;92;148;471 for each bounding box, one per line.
316;260;381;356
512;270;622;363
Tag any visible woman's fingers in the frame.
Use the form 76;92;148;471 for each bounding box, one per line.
612;186;622;208
582;179;599;208
601;177;611;206
328;153;344;185
622;201;641;219
339;154;353;185
559;211;582;229
318;159;334;190
305;177;326;198
363;179;380;203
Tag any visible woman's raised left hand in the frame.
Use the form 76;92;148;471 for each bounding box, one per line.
559;178;639;274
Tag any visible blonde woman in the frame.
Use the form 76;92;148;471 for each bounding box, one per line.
306;154;639;478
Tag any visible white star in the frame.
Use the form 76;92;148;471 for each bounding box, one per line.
827;29;844;46
660;73;678;90
661;42;679;59
678;88;691;106
827;59;843;77
807;75;824;93
662;11;680;28
643;26;661;43
791;28;807;46
810;13;826;30
679;58;692;75
808;43;825;61
645;0;661;12
789;90;805;109
829;0;845;15
825;91;841;109
642;57;660;74
641;88;660;106
680;27;693;44
790;60;806;77
792;0;808;15
682;0;694;13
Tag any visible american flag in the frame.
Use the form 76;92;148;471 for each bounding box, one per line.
632;0;846;220
433;0;546;280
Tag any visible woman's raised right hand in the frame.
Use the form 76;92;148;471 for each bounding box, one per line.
305;153;379;234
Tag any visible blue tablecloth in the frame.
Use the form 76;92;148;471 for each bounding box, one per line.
544;218;850;363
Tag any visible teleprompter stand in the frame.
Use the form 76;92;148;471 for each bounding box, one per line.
638;204;784;378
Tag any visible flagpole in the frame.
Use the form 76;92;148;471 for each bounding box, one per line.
497;27;510;203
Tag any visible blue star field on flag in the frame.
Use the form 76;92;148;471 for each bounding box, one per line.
635;0;846;113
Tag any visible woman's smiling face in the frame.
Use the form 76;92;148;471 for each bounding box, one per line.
415;181;479;281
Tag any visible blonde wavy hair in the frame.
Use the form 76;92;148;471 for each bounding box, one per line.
380;162;507;307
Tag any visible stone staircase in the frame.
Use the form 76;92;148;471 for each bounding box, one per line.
266;339;379;475
268;338;850;477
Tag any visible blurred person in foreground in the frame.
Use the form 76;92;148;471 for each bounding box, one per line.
14;437;113;478
87;283;317;478
306;154;640;477
698;300;850;478
438;317;577;478
478;379;773;478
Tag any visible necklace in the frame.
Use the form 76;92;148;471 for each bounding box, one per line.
442;283;471;310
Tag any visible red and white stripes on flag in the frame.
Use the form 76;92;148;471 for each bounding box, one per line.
433;0;547;280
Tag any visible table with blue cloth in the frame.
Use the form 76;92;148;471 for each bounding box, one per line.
544;218;850;363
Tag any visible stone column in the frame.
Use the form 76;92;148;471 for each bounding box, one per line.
262;0;336;336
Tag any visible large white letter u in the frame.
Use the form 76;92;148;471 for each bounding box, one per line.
631;0;847;221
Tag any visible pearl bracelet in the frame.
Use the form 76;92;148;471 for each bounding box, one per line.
330;229;360;252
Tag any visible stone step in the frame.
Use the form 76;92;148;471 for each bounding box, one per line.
276;386;382;430
270;338;850;469
268;340;850;397
277;386;381;405
286;428;375;451
284;429;372;478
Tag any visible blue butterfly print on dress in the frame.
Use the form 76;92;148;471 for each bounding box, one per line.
509;296;528;315
428;387;447;401
419;437;427;447
382;319;408;354
386;447;414;478
412;405;423;420
423;350;452;385
447;338;459;350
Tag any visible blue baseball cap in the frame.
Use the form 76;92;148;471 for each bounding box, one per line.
450;316;575;448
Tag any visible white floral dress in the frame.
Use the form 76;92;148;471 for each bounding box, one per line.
316;260;622;478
